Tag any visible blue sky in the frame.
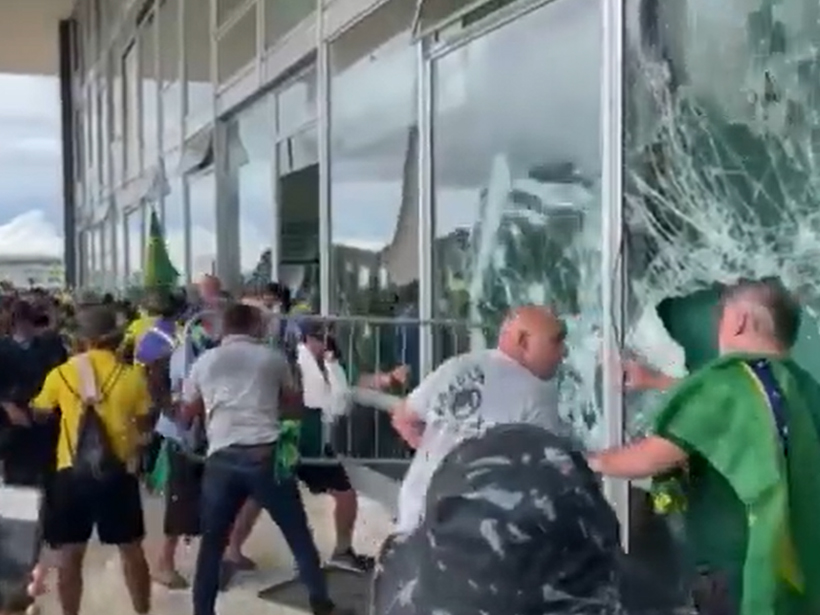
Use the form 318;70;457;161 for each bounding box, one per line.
0;73;63;257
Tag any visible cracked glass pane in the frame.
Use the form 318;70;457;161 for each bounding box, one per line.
431;0;603;446
623;0;820;604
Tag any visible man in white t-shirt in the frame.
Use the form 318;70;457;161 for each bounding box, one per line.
391;305;569;534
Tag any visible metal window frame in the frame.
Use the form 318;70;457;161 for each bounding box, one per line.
600;0;627;545
416;0;628;537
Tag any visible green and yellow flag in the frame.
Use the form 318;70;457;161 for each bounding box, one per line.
143;208;178;289
653;353;820;615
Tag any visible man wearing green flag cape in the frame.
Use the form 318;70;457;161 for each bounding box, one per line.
591;278;820;615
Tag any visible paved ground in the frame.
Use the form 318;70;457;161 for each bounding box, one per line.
35;491;393;615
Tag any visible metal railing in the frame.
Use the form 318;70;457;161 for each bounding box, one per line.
180;309;495;473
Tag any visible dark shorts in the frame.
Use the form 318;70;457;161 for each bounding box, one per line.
43;469;145;547
163;442;203;537
295;445;352;494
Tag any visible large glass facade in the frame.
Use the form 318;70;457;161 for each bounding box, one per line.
72;0;794;548
431;0;603;439
126;205;144;287
115;210;127;287
123;41;140;178
188;170;217;280
226;97;276;285
160;0;182;150
329;0;418;316
164;178;188;284
140;12;159;168
185;0;213;131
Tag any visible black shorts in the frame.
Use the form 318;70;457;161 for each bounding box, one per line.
295;446;352;494
43;469;145;547
163;442;203;537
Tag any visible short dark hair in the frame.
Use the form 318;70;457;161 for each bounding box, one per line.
265;282;292;311
9;300;36;327
720;277;801;348
222;303;261;336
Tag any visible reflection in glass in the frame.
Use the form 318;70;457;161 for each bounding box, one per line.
188;170;217;280
92;226;105;289
216;0;246;24
123;42;139;177
265;0;314;48
116;211;126;288
160;0;182;149
141;14;159;167
279;159;319;303
217;8;257;84
126;205;144;287
98;87;109;189
86;88;98;196
112;49;124;183
329;0;417;317
102;218;113;289
623;0;820;601
277;67;316;136
185;0;213;129
277;127;317;175
163;179;188;284
432;0;602;439
227;97;276;285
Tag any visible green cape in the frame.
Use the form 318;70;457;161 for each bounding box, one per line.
654;353;820;615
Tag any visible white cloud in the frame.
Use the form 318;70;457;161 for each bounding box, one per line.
0;209;63;257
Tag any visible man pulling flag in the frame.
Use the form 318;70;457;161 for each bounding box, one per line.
590;278;820;615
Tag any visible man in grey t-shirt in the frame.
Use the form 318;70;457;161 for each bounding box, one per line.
180;303;348;615
391;306;569;534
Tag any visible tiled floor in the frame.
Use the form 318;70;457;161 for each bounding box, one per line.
35;491;393;615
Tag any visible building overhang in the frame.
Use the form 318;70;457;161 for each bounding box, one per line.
0;0;75;76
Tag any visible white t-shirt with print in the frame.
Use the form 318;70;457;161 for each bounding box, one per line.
395;349;568;534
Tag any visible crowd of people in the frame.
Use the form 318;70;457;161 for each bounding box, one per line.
1;275;819;615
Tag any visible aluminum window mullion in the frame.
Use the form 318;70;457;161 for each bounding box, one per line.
418;40;433;377
179;0;189;127
155;0;164;162
600;0;628;549
317;0;331;315
210;0;219;122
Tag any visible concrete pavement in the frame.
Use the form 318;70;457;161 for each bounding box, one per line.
34;490;393;615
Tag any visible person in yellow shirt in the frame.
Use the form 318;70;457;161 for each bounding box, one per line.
30;305;152;615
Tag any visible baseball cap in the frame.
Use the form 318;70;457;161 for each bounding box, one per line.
371;424;625;615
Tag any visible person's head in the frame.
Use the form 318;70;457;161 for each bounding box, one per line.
198;275;222;305
74;305;122;352
262;282;291;313
301;320;331;359
371;424;624;615
9;300;38;337
497;305;567;379
717;277;800;355
221;302;264;338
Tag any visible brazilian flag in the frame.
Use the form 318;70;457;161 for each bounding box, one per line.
653;354;820;615
143;208;178;288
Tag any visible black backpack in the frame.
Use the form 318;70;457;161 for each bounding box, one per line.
58;355;126;481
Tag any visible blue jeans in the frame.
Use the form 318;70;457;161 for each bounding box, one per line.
192;444;331;615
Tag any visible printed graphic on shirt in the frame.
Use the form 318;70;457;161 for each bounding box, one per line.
430;364;486;429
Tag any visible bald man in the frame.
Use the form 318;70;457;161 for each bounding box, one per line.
391;305;570;534
591;278;820;614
